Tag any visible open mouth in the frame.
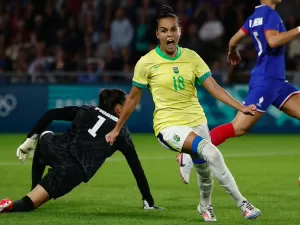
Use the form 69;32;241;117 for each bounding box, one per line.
167;40;175;48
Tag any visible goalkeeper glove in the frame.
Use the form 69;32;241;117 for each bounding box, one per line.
16;137;37;163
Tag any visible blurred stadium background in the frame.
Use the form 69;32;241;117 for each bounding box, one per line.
0;1;299;225
0;0;300;133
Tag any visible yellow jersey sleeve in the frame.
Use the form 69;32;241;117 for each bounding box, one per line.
194;53;212;86
132;57;149;89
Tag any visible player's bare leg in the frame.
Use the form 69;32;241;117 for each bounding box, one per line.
280;94;300;119
231;111;264;136
210;111;264;147
0;185;50;213
182;132;261;221
27;185;51;208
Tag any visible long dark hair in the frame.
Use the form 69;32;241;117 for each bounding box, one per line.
99;89;127;113
156;5;180;29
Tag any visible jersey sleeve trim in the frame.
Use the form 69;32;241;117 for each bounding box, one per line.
132;81;147;89
241;27;248;35
196;71;212;85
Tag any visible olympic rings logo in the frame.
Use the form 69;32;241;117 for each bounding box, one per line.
0;94;17;117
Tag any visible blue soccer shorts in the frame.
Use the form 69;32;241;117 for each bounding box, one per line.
243;77;300;112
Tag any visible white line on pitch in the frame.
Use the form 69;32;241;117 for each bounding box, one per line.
0;151;299;166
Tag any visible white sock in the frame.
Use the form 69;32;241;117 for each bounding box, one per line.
194;163;213;207
197;141;246;207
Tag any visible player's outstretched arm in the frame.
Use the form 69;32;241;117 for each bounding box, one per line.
118;133;155;206
202;76;256;116
27;107;79;138
106;86;142;145
16;107;79;162
265;28;300;48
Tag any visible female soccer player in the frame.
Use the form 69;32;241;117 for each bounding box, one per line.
186;0;300;147
106;5;261;222
0;89;161;213
178;0;300;190
211;0;300;146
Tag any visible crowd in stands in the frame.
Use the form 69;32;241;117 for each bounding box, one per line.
0;0;300;84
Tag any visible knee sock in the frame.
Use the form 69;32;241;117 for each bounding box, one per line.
194;162;213;207
5;196;35;213
210;123;235;146
192;137;245;207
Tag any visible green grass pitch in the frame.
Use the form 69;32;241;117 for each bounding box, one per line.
0;134;299;225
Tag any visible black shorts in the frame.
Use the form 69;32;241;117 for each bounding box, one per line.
37;132;86;199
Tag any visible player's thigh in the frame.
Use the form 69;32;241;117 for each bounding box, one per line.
156;125;209;162
39;163;85;199
281;94;300;119
41;138;70;169
272;82;300;119
191;123;210;141
34;131;55;164
157;126;195;152
233;85;273;136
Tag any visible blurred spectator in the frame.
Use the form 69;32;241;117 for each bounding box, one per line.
285;15;297;31
104;46;125;72
136;0;157;25
5;32;22;61
110;7;134;51
95;30;110;59
62;16;83;54
123;63;133;81
198;10;224;43
77;62;98;84
80;0;99;20
211;59;225;85
198;10;224;62
43;4;61;47
181;23;202;55
288;37;300;60
27;42;55;83
134;14;151;60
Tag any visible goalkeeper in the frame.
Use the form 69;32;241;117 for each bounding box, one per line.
0;89;161;213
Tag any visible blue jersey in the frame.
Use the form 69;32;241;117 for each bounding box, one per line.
242;5;286;80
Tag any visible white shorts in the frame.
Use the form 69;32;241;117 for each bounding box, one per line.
157;124;210;152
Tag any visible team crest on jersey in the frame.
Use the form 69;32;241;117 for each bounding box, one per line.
172;67;179;74
173;134;180;142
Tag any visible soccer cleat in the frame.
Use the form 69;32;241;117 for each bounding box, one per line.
197;204;217;222
0;198;13;213
176;153;193;184
239;200;261;220
143;200;164;210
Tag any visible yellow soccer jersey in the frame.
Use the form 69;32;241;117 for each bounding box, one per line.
133;46;212;136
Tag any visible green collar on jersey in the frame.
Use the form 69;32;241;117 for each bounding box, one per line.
155;45;181;61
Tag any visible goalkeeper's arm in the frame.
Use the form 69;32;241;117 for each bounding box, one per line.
117;129;155;206
17;107;79;163
27;106;79;138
